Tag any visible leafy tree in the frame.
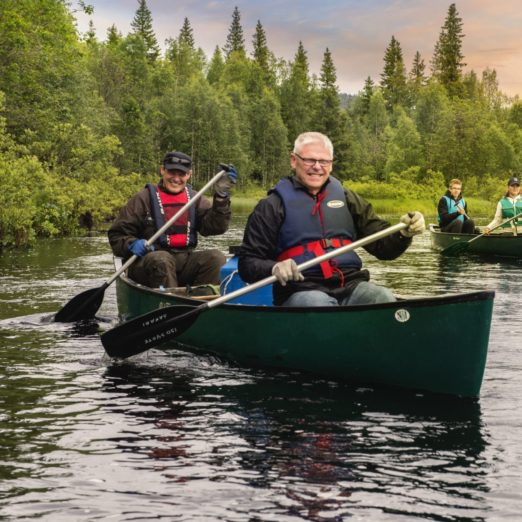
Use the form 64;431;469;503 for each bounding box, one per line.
223;6;245;59
384;107;423;176
431;3;465;96
130;0;160;62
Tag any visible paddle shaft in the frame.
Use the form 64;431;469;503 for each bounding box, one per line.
105;169;227;286
206;222;408;309
468;211;522;244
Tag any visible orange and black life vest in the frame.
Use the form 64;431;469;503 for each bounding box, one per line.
147;183;198;249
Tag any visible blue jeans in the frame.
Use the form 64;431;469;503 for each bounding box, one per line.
281;281;396;307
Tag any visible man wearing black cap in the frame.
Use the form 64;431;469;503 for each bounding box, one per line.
485;176;522;235
108;151;237;289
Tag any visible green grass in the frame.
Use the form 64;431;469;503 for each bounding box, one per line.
232;191;496;221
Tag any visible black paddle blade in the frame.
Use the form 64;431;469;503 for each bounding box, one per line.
441;241;471;256
101;304;205;359
54;285;107;322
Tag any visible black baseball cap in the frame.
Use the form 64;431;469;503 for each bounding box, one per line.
162;151;192;173
508;176;520;186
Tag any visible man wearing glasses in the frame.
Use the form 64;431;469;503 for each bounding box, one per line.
108;151;236;290
238;132;424;307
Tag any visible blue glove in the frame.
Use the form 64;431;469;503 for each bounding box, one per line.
128;239;153;257
215;164;238;197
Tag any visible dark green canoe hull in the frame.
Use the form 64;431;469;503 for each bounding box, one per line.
116;276;494;397
430;224;522;258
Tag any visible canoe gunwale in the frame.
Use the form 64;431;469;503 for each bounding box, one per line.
118;270;495;313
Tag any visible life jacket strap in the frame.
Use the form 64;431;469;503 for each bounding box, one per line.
277;238;352;280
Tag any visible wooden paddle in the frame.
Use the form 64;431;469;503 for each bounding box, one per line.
101;221;408;358
54;169;228;322
442;211;522;256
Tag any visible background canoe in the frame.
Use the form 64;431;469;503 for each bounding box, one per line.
115;273;494;398
429;224;522;258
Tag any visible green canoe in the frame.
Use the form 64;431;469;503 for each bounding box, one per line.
114;271;494;398
430;224;522;258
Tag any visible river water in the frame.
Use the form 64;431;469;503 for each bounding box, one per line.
1;216;521;521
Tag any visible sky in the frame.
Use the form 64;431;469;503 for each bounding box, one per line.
73;0;522;97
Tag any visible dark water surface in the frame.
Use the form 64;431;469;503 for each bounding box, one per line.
1;216;521;521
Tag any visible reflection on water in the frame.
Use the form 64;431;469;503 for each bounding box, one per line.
1;220;521;520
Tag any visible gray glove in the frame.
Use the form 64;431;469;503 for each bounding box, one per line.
214;165;237;198
271;259;304;286
400;211;425;237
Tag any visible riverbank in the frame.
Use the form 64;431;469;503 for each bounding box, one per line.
231;183;496;220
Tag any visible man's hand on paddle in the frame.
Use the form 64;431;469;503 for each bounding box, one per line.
272;259;304;286
400;212;425;237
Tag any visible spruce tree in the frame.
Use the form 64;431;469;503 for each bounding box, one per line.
207;46;225;85
431;3;465;96
178;17;195;49
360;76;375;116
130;0;160;62
280;41;312;143
223;6;245;59
380;35;407;108
252;20;274;85
315;48;349;178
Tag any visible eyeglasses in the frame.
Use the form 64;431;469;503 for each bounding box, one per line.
293;152;333;167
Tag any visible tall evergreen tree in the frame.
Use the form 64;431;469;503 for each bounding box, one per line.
223;6;245;59
360;76;375;116
178;17;195;48
315;48;349;177
280;41;312;143
409;51;427;89
130;0;160;62
252;20;274;85
380;35;407;108
431;3;465;95
207;46;225;85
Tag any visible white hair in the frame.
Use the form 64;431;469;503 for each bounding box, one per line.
293;132;334;157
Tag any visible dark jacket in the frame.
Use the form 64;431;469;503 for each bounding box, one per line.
108;182;231;259
238;176;411;304
437;191;469;228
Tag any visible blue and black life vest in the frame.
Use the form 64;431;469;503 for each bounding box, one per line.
273;176;362;281
500;196;522;227
147;183;198;249
438;195;466;224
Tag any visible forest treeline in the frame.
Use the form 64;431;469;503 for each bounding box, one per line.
1;0;522;246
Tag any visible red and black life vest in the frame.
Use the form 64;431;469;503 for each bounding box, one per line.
147;183;198;249
273;176;362;281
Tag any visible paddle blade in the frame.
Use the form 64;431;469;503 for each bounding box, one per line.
54;285;106;322
441;241;471;256
101;304;205;359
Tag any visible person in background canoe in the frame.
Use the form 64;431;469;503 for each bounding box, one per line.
484;176;522;236
108;151;237;289
237;131;425;307
437;178;477;233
